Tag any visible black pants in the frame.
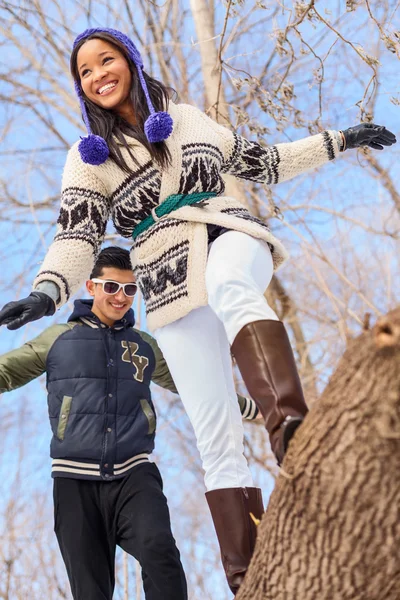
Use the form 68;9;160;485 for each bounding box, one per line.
53;462;187;600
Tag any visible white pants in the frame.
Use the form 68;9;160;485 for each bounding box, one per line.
154;232;279;491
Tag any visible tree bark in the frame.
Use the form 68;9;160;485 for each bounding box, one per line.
237;307;400;600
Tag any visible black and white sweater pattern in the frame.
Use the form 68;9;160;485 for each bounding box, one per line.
33;102;340;330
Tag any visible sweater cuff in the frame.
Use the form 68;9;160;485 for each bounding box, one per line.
333;130;344;152
34;280;61;304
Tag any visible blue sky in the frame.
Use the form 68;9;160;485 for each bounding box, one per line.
0;1;399;597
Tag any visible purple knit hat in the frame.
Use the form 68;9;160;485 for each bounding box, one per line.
73;27;173;165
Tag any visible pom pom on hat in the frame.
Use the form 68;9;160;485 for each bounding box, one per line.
78;134;109;165
144;112;174;143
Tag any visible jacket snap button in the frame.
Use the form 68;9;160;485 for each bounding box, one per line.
108;393;112;398
104;463;108;468
107;428;112;433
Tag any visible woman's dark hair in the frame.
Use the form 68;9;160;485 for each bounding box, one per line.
90;246;132;279
71;32;176;171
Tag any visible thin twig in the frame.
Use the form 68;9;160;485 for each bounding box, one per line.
215;0;233;121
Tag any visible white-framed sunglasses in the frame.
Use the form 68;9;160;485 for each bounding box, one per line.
91;279;138;297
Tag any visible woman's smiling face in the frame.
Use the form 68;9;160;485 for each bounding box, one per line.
77;38;132;115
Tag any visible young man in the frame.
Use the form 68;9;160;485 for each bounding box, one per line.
0;246;258;600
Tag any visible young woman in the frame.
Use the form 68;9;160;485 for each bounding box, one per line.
0;27;396;595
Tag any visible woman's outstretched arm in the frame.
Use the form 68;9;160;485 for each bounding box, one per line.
221;124;395;185
32;143;111;305
0;144;111;330
192;104;396;185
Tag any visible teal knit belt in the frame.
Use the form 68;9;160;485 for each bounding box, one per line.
132;191;217;240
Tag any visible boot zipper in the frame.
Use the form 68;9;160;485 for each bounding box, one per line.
242;488;253;551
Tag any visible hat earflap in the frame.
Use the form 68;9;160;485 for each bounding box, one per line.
136;64;173;143
75;83;110;166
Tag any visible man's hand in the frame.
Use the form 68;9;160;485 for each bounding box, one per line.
341;123;396;151
0;292;55;330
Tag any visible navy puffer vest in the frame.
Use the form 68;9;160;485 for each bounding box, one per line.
46;300;156;480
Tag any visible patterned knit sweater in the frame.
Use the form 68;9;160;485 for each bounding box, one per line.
33;102;340;331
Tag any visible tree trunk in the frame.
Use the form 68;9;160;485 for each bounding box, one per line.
237;308;400;600
189;0;227;122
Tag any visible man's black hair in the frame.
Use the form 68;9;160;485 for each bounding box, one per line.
90;246;132;279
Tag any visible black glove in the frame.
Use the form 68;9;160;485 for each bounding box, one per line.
0;292;56;330
341;123;397;151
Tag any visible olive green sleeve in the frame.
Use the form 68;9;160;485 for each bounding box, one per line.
0;323;72;392
137;329;179;394
137;329;260;420
238;394;260;420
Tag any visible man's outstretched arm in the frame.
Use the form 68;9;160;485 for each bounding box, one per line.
0;323;71;392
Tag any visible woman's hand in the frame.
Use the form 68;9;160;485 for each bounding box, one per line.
341;123;396;151
0;292;56;330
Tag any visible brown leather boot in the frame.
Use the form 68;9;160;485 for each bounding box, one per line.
231;320;308;464
206;487;264;595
